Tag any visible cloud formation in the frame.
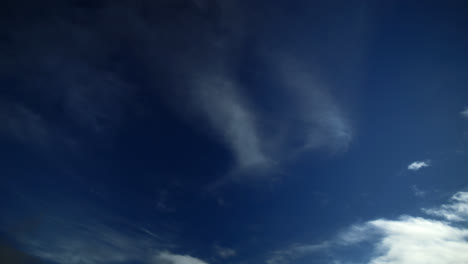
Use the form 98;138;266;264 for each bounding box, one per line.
408;160;430;171
268;191;468;264
192;74;268;169
423;192;468;222
340;191;468;264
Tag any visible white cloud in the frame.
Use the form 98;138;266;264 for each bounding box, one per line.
337;192;468;264
461;107;468;120
268;192;468;264
423;192;468;221
408;161;430;171
153;252;208;264
365;216;468;264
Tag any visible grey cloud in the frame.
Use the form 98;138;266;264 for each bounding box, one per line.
275;62;353;154
213;244;236;259
192;74;268;169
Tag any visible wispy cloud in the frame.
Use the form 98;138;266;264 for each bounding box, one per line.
423;192;468;222
275;61;353;154
15;216;207;264
153;252;208;264
461;107;468;120
408;160;430;171
214;244;236;259
411;185;426;198
192;74;268;169
266;242;329;264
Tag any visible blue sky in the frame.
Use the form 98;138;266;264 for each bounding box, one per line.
1;1;468;264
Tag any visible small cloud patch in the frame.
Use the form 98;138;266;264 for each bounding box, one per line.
461;107;468;120
408;161;430;171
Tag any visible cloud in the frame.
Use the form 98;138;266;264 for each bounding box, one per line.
14;217;207;264
364;217;468;264
268;192;468;264
462;107;468;120
411;185;426;198
152;252;208;264
408;160;430;171
337;191;468;264
275;61;353;154
192;74;268;169
423;192;468;222
214;245;236;259
266;242;329;264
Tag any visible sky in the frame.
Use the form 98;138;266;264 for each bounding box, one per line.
1;1;468;264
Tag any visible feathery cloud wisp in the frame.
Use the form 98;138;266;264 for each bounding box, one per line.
423;192;468;222
192;74;268;169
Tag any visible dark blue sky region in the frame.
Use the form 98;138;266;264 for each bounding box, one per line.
1;1;468;264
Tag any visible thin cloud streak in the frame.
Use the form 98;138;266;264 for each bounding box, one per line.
192;74;268;169
15;217;208;264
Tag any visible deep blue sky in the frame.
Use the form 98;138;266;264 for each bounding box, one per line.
1;1;468;264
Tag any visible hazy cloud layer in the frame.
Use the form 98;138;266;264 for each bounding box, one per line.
0;0;356;182
18;220;208;264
